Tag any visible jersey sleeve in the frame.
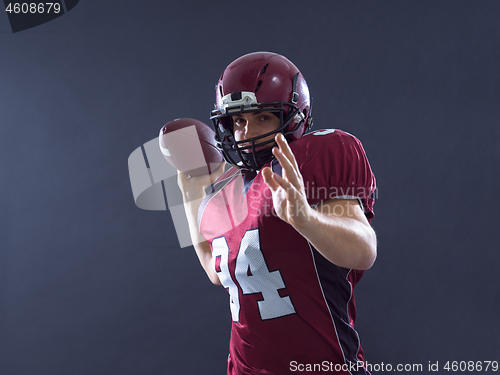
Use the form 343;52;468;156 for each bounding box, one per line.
293;129;376;220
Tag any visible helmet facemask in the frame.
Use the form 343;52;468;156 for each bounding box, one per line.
211;92;306;170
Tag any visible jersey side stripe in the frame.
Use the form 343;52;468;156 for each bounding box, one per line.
308;242;369;375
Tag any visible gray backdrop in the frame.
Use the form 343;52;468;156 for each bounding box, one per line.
1;1;499;374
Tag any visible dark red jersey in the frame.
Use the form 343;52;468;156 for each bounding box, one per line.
199;129;376;375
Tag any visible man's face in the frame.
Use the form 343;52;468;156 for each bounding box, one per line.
232;111;280;153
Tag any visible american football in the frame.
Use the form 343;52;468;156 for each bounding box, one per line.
159;118;223;176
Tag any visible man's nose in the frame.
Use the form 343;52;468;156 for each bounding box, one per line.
243;120;257;138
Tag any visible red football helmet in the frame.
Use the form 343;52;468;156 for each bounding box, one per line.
210;52;313;170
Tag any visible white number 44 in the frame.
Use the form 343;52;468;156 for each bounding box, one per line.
212;229;296;322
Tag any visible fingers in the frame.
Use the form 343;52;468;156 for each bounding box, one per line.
272;134;302;190
262;166;298;197
262;139;309;225
262;167;280;191
271;170;294;191
271;171;303;217
275;133;299;171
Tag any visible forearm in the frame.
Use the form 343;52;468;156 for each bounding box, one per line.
193;241;221;285
184;200;221;285
294;206;377;270
182;195;221;285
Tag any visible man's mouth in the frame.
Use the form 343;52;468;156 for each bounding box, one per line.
240;143;272;153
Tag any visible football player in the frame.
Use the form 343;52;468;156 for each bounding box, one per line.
177;52;377;374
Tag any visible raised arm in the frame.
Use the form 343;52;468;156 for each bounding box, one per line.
262;133;376;270
177;163;226;285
